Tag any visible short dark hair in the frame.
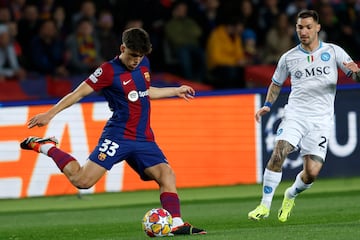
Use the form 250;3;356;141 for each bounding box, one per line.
122;27;152;55
297;10;319;23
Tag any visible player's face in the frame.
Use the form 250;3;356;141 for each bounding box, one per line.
296;17;320;49
120;45;145;70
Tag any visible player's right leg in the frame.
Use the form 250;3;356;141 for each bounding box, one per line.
248;204;270;220
20;136;107;189
248;140;294;221
247;167;282;220
63;160;107;189
20;136;58;152
21;135;77;172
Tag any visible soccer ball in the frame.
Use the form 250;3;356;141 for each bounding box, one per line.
142;208;173;237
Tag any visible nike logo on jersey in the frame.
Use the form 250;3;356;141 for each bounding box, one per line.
123;79;132;85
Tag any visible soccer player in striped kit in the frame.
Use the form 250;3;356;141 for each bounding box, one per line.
248;10;360;222
20;27;206;235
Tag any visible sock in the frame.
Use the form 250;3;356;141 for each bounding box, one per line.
260;168;282;209
47;147;76;171
39;143;55;155
286;172;313;199
160;192;183;227
172;217;184;228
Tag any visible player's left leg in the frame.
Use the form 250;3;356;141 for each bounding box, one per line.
144;163;206;235
278;155;323;222
278;121;329;222
144;163;179;219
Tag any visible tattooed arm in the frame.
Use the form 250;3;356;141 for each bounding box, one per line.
255;82;282;123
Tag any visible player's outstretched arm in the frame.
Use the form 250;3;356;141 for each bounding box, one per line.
27;82;94;128
149;85;195;101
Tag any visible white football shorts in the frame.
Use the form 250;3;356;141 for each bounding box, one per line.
275;117;333;161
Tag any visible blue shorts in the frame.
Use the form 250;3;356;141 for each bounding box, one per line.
89;137;168;180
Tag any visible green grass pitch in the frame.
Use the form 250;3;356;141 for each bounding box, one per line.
0;177;359;240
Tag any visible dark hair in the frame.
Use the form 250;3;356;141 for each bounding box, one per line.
122;27;152;55
297;10;319;23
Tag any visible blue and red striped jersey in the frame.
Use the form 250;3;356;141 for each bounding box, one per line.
85;56;155;142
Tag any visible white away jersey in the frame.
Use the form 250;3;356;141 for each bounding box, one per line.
272;41;353;120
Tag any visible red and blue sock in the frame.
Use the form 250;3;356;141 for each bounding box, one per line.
47;147;76;171
160;192;181;218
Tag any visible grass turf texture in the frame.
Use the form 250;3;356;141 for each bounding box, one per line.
0;177;359;240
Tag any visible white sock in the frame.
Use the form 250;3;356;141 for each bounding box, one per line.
286;172;313;199
172;217;184;228
260;168;282;209
39;143;55;155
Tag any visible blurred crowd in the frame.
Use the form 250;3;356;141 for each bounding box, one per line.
0;0;360;89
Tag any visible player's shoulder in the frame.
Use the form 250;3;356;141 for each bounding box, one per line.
278;45;299;62
105;56;130;73
96;61;116;78
141;56;150;67
98;58;117;71
88;58;118;83
107;56;122;68
320;41;345;53
320;41;337;48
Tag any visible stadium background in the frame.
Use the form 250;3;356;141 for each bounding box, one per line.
0;0;360;199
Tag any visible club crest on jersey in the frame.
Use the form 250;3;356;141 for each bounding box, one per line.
321;52;330;61
89;67;103;83
144;72;150;81
98;152;107;161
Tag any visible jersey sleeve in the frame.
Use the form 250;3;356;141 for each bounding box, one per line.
271;54;289;86
85;62;114;91
333;44;354;77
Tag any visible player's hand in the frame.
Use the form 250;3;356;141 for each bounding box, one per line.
27;113;52;128
255;106;271;123
176;85;195;101
343;61;360;73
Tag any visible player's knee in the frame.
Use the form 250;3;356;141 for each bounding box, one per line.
268;140;294;170
70;177;95;189
75;181;94;189
161;167;176;182
302;155;323;183
158;167;176;187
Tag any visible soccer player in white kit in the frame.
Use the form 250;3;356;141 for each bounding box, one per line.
248;9;360;222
